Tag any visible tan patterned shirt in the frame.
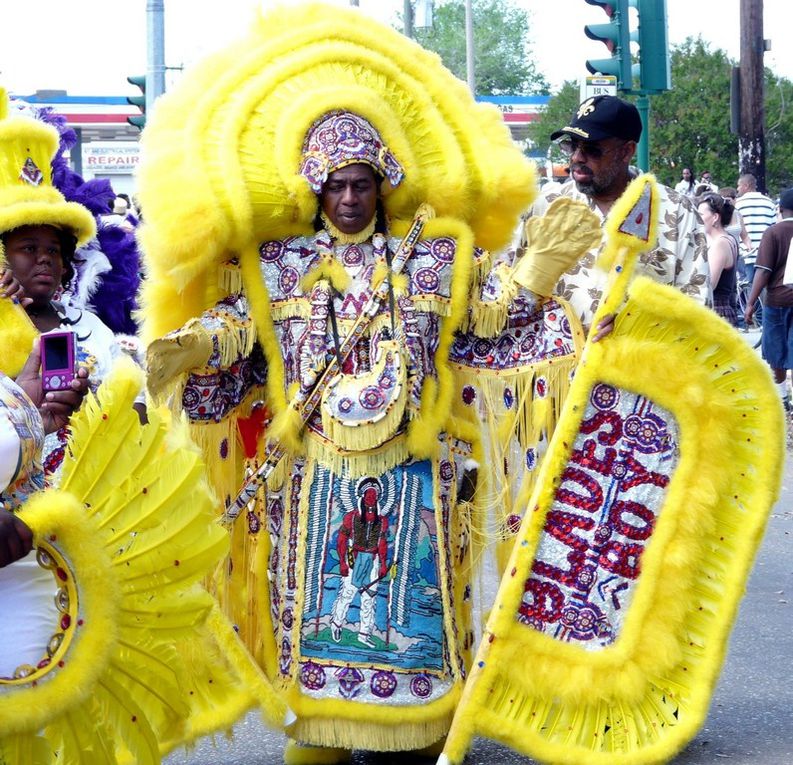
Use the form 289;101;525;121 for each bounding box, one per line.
525;180;711;333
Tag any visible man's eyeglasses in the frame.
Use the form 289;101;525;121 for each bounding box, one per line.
557;138;624;160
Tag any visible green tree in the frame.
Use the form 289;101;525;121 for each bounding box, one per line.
414;0;549;95
765;70;793;195
527;37;793;194
649;38;734;189
527;80;580;155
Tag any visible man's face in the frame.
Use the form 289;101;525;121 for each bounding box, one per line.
320;163;379;235
559;136;634;198
737;178;749;196
682;168;692;180
701;172;711;183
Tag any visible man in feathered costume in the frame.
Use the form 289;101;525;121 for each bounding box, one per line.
138;5;604;763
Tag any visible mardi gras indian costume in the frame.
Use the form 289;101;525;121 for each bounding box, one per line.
138;3;600;759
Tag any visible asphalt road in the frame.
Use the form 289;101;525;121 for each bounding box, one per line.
167;329;791;765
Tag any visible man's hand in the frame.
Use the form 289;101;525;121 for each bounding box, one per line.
147;327;213;399
15;341;90;434
513;198;601;297
0;508;33;568
592;313;616;343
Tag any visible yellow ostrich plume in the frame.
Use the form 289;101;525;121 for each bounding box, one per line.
0;360;284;762
138;1;536;342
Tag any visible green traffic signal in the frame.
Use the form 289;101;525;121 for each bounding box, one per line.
126;74;147;130
583;0;633;90
635;0;670;92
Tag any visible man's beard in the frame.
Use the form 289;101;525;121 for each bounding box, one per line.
572;162;624;197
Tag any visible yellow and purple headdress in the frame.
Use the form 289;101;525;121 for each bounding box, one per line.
299;110;405;194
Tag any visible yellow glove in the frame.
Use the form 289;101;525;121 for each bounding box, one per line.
146;321;213;400
512;197;602;297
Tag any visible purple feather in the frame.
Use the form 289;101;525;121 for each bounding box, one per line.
90;224;141;335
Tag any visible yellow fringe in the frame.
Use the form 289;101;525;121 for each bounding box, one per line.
286;683;461;752
219;259;244;295
289;714;454;753
467;262;519;339
304;431;410;479
269;299;312;322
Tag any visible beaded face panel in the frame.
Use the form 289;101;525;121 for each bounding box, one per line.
517;383;679;649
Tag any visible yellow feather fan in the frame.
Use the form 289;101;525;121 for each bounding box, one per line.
138;1;537;343
441;178;785;765
0;360;286;763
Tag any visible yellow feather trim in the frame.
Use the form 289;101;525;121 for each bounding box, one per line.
301;258;350;294
0;295;38;377
137;2;536;340
0;359;282;759
270;403;307;456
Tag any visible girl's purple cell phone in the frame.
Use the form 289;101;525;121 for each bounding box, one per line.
41;331;76;392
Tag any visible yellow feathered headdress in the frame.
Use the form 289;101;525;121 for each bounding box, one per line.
0;88;95;248
138;1;537;342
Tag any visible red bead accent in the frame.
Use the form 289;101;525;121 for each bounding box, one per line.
61;614;71;630
56;568;67;581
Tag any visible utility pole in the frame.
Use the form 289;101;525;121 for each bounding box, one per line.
404;0;413;37
464;0;475;95
147;0;166;115
738;0;765;191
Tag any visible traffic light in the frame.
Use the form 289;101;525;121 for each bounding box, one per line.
126;74;146;130
635;0;670;92
583;0;633;91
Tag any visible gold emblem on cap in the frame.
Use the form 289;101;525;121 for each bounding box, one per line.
577;98;596;120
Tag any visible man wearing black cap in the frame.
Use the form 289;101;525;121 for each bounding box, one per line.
744;188;793;410
526;95;710;334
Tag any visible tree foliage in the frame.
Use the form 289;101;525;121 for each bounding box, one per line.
528;37;793;195
414;0;549;96
649;38;735;189
765;72;793;195
527;80;580;160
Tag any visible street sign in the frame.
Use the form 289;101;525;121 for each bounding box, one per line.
580;74;618;102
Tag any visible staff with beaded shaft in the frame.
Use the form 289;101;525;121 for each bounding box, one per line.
220;204;434;526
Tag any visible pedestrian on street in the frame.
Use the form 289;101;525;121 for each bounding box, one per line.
736;173;777;290
744;188;793;411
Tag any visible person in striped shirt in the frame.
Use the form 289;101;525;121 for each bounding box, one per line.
736;173;778;281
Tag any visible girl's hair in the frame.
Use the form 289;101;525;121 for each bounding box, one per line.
698;193;735;228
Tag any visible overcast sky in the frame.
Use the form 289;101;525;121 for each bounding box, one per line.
1;0;790;96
